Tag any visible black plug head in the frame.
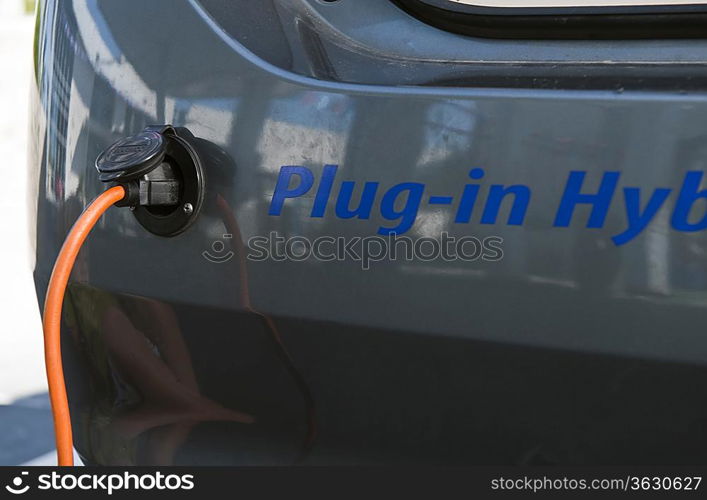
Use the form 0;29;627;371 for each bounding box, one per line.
95;130;167;182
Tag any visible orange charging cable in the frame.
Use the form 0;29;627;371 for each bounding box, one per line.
43;185;126;466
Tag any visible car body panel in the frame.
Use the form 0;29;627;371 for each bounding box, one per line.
30;0;707;464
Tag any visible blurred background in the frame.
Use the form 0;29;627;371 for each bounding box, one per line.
0;0;58;465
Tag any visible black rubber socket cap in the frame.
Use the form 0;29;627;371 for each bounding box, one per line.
95;130;167;182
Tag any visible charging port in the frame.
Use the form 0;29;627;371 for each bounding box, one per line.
95;125;205;236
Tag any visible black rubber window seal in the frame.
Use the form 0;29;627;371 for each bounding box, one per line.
391;0;707;39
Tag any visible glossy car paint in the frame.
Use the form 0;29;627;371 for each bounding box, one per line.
30;0;707;464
